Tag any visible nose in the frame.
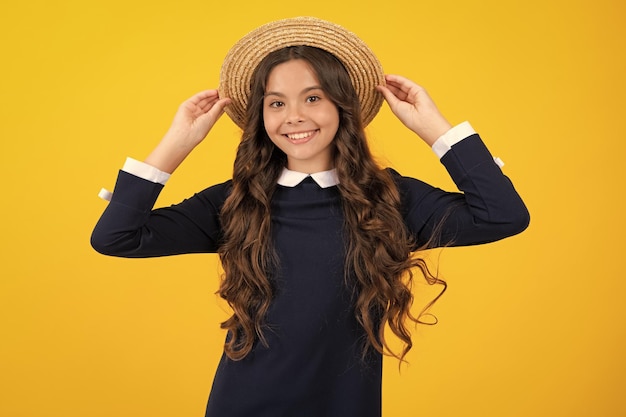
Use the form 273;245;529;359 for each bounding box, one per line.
286;104;304;124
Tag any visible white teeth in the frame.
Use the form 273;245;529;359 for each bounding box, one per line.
286;131;315;140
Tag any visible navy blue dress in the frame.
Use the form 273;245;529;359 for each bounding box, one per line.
91;135;529;416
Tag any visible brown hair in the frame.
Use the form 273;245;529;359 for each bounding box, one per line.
218;46;444;362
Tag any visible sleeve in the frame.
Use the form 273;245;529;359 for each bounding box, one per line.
122;157;171;184
398;134;530;249
97;158;170;202
431;121;476;159
90;170;230;257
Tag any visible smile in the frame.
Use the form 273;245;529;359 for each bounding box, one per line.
284;130;318;141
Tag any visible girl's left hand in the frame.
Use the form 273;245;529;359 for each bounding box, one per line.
377;75;452;146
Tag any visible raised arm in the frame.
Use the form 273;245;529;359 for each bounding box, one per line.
90;90;232;257
378;75;529;248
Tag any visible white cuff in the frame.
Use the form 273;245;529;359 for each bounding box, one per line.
122;157;171;184
97;158;171;201
431;122;505;167
98;188;113;202
431;121;476;159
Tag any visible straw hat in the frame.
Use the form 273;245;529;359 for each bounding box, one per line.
219;17;384;129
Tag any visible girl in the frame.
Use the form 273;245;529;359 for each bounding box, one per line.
92;17;529;417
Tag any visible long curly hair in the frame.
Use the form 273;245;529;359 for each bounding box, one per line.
218;46;445;362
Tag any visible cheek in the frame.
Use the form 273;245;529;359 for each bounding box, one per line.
262;111;279;134
324;107;340;135
262;115;281;146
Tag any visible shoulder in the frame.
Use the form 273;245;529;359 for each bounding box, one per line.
199;179;233;197
179;179;233;211
198;178;233;198
383;168;448;216
384;167;435;194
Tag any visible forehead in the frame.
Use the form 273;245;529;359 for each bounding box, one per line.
265;59;321;91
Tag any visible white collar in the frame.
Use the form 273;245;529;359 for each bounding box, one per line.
277;167;339;188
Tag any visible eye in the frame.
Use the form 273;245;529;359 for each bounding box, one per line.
268;100;284;108
306;95;321;103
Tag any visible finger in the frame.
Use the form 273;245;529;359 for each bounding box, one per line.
186;90;221;109
385;74;422;89
196;96;221;113
376;85;401;107
385;75;424;97
198;90;231;112
191;89;220;101
205;97;232;120
381;83;407;101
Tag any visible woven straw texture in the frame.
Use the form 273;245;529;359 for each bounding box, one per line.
219;17;384;129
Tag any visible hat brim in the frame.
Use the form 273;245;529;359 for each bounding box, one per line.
219;17;384;129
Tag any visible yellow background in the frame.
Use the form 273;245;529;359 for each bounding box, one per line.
1;0;624;416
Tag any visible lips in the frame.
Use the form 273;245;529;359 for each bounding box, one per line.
284;130;318;141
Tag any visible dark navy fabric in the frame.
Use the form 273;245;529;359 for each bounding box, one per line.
91;135;529;417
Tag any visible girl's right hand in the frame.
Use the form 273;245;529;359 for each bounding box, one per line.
164;90;232;149
144;90;231;173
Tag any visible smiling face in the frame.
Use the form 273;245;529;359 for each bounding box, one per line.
262;59;340;173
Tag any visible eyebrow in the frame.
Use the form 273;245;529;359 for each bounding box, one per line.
264;85;324;98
